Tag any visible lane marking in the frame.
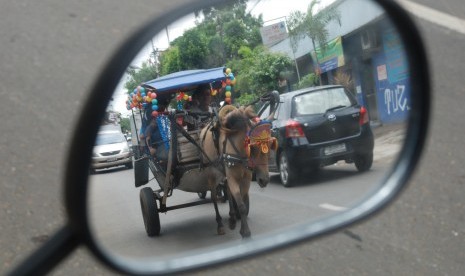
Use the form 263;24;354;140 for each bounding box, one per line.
319;203;348;211
397;0;465;35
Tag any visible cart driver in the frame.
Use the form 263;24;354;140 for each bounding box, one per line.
185;84;212;130
189;84;212;113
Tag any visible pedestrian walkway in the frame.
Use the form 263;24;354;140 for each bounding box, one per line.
372;123;407;163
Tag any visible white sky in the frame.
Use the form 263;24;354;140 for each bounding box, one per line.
112;0;335;115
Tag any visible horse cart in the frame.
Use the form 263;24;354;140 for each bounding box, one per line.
129;67;278;237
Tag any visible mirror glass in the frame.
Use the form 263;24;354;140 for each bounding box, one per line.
88;0;410;262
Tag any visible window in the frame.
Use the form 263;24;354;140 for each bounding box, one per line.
95;132;126;146
259;104;271;120
292;88;354;116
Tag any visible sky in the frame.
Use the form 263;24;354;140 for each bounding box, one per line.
111;0;335;115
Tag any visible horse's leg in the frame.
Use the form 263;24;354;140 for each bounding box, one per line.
211;186;225;235
225;180;237;230
238;175;252;238
228;176;251;238
240;176;251;217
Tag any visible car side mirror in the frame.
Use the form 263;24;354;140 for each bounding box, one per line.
9;0;430;275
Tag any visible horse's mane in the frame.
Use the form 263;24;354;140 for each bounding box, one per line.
221;105;257;134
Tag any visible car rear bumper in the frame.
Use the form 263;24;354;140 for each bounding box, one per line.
285;126;374;168
91;154;132;169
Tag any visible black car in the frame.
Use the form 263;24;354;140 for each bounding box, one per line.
259;85;374;187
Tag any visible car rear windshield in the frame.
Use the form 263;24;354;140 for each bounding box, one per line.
95;133;126;146
292;87;355;117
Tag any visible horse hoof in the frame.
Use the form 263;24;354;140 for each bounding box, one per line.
240;230;251;238
217;227;225;235
229;219;236;230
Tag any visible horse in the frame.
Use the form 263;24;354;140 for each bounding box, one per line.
199;104;277;238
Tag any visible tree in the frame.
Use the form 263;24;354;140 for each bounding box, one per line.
159;46;181;76
155;0;290;106
120;117;131;134
333;68;354;94
124;62;158;94
176;29;209;69
230;45;293;104
169;1;263;69
287;0;341;84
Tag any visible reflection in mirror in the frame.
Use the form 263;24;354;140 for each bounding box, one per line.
88;0;409;262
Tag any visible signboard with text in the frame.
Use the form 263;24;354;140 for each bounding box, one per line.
312;36;345;74
260;21;288;46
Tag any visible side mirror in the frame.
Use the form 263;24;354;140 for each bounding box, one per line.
9;0;430;275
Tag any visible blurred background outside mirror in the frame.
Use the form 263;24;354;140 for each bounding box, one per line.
88;0;409;261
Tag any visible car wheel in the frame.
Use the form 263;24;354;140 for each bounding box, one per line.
354;152;373;172
126;161;133;169
197;192;207;199
279;152;296;187
140;187;160;236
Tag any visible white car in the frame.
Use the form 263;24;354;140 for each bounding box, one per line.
90;131;133;173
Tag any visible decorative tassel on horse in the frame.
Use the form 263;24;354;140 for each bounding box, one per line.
246;121;278;158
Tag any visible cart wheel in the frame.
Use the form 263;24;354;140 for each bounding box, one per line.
197;192;207;199
140;187;160;236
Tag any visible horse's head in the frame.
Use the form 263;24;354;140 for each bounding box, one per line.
246;121;277;188
220;105;277;187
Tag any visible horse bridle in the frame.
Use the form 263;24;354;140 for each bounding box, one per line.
221;124;275;170
222;135;251;170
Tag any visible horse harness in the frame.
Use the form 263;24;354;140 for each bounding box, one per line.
196;110;274;172
198;117;252;172
222;135;252;170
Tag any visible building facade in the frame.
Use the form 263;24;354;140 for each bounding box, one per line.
269;0;410;125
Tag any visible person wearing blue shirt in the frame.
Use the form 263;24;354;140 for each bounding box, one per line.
145;117;168;161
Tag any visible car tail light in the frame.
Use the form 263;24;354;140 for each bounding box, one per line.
360;106;369;125
285;120;305;138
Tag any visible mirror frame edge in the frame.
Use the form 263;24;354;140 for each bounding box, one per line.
84;0;431;273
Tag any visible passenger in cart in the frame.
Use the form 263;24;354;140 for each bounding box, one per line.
145;102;169;163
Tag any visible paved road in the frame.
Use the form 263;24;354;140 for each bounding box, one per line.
1;0;464;275
88;160;389;259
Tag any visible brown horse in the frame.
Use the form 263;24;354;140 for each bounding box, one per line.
200;105;276;238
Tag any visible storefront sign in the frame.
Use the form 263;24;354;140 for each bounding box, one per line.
260;21;288;46
313;36;345;73
377;64;387;81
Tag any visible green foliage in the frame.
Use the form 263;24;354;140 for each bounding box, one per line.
120;117;131;133
160;1;263;70
295;73;318;89
159;46;181;75
234;90;257;106
176;29;209;69
124;62;158;94
287;0;341;85
287;0;341;53
231;46;294;99
153;0;293;106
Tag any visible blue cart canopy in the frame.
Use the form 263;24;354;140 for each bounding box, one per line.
143;67;226;95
